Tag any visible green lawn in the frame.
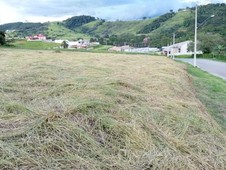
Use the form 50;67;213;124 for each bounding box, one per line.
12;40;60;50
90;45;112;52
187;64;226;130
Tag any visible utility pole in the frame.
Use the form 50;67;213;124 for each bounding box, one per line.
173;33;175;59
194;4;198;67
167;44;170;57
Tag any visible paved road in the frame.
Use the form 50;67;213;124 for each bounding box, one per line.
176;58;226;80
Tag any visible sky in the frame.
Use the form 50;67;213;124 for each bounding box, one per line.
0;0;226;24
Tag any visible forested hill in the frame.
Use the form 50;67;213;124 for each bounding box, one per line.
1;3;226;48
64;15;96;29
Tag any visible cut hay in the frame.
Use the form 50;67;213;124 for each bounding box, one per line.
0;49;226;169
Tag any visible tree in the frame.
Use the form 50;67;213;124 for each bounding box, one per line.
61;41;68;49
213;44;226;56
187;41;201;52
198;33;224;54
90;38;94;43
0;31;6;45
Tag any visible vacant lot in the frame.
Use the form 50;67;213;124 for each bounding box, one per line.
0;49;226;169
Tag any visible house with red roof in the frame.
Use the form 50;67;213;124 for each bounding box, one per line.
26;34;46;41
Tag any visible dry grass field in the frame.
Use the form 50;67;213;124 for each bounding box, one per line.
0;49;226;169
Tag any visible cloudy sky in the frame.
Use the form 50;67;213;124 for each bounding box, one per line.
0;0;225;24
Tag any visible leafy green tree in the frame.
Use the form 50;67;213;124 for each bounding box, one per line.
187;41;202;52
61;41;68;49
198;33;224;54
90;38;95;43
213;45;226;56
98;37;104;45
0;31;6;45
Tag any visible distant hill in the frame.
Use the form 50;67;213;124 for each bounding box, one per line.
63;15;96;30
44;22;90;40
0;22;47;38
1;3;226;49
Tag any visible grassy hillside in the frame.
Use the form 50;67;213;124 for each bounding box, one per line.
0;22;47;38
151;10;192;36
74;10;192;38
0;49;226;169
45;22;90;40
76;19;154;36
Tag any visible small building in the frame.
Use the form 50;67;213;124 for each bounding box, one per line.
108;46;132;52
162;41;193;56
90;42;100;46
58;39;90;49
54;40;64;44
125;47;159;53
27;34;46;41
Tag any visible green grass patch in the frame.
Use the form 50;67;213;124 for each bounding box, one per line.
90;45;112;52
176;54;193;58
187;64;226;130
12;40;60;50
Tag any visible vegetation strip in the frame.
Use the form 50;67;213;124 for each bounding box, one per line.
187;64;226;130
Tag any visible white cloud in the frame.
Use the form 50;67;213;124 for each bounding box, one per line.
0;0;226;24
182;0;211;4
0;1;23;24
182;0;226;4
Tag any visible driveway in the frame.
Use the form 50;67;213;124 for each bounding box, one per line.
176;58;226;80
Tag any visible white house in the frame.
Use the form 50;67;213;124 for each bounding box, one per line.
125;47;159;53
54;40;64;44
162;41;195;56
67;39;90;49
108;46;132;52
56;39;90;49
